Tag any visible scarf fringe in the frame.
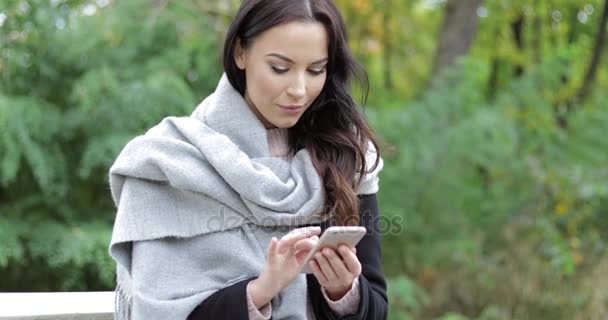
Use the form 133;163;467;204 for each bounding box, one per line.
114;282;132;320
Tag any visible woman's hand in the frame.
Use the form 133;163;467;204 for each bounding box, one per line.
309;244;361;301
249;226;320;308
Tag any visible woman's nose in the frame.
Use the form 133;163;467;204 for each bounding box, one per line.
286;74;306;98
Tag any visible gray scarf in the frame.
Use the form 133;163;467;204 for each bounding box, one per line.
108;74;381;320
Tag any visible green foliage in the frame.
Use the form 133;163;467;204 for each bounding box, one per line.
374;57;607;318
436;313;470;320
0;95;67;195
0;0;221;290
0;216;28;267
386;275;430;320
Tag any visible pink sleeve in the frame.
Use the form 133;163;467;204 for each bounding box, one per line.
246;282;272;320
321;277;361;316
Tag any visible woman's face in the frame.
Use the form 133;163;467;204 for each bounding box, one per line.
235;21;329;129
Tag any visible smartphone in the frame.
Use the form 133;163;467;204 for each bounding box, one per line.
299;226;367;274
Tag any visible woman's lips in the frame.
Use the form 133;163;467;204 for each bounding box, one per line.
279;105;303;114
280;105;303;109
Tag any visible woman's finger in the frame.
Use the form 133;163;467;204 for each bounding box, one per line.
277;227;321;254
266;237;278;261
315;250;338;281
295;248;312;265
324;247;351;277
294;237;317;252
294;236;319;264
339;245;362;275
309;260;328;284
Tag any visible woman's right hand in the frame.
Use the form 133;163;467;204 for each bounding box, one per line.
249;226;320;308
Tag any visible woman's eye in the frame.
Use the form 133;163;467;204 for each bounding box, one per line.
308;68;326;76
271;66;288;74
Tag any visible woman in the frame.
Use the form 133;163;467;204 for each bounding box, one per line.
108;0;387;319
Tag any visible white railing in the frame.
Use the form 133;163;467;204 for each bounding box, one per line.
0;292;114;320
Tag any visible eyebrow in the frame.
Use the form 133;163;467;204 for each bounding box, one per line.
266;53;328;65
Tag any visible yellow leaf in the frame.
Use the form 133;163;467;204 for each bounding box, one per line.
555;201;569;215
572;250;584;267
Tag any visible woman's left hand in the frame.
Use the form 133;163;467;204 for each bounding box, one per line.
309;244;361;301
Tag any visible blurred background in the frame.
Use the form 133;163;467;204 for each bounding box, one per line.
1;0;607;319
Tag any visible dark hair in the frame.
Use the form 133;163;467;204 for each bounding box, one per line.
223;0;381;225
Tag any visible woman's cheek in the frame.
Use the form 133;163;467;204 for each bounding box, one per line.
310;83;325;101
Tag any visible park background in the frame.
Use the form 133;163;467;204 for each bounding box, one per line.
1;0;607;319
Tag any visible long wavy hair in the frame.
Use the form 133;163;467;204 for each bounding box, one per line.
223;0;381;225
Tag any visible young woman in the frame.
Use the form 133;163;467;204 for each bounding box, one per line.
108;0;387;319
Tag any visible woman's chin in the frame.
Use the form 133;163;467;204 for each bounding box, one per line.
270;117;301;129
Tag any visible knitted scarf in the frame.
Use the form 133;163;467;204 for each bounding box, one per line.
108;73;381;320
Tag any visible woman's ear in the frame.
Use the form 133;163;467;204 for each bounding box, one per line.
234;38;246;70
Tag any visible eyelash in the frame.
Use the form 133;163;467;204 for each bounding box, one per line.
271;66;326;76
